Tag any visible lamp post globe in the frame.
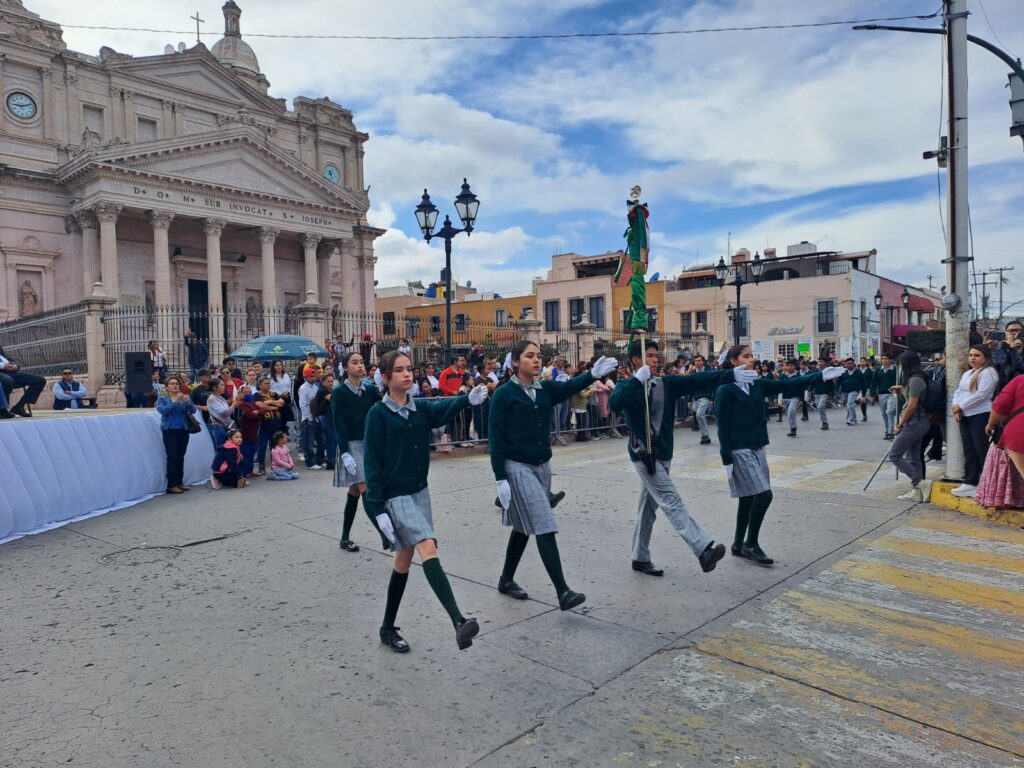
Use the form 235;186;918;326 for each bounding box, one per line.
714;257;728;284
415;189;439;237
750;250;764;281
874;289;883;310
453;178;480;231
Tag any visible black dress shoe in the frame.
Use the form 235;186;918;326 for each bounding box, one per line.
699;542;726;573
730;544;746;558
631;560;664;576
498;580;529;600
741;544;774;566
455;617;479;649
0;409;13;420
10;403;31;417
339;539;360;552
787;429;797;437
820;424;829;430
548;490;566;508
380;627;410;653
558;589;585;611
699;436;712;445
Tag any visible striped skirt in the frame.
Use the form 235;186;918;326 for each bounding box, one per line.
384;487;435;550
333;439;366;488
503;459;557;535
727;447;771;498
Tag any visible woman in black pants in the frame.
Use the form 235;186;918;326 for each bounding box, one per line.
156;374;197;494
950;345;999;498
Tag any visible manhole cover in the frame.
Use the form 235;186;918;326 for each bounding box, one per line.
98;546;183;565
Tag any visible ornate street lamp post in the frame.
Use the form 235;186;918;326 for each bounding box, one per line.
414;179;480;365
715;251;764;347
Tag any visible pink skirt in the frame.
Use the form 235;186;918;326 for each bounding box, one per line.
976;444;1024;509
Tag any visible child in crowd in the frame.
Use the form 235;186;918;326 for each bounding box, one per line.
211;428;247;489
268;431;299;481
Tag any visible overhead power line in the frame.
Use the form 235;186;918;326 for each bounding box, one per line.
54;12;943;41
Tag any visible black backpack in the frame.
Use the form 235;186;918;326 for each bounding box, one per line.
911;372;945;415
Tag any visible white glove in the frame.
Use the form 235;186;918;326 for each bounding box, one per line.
503;352;513;373
821;366;846;382
633;365;651;383
496;479;511;511
733;366;759;385
341;452;357;474
468;384;489;406
376;514;396;547
373;368;384;389
717;350;730;366
591;355;617;378
724;464;734;480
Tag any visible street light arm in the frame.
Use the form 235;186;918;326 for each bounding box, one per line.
853;24;1024;80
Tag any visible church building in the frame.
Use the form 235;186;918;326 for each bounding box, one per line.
0;0;381;329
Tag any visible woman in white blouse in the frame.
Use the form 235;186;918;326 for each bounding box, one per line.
950;345;1000;497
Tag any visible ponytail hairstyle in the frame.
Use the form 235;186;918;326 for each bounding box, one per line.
968;345;993;392
720;344;749;370
510;340;540;374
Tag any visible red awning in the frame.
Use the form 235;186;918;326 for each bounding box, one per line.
905;295;935;313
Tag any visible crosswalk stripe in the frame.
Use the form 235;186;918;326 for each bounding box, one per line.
872;535;1024;575
906;515;1024;546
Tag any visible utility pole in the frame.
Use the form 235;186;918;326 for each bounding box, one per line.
944;0;970;482
992;266;1015;323
975;271;997;321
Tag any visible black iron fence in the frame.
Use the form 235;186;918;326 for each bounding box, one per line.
0;304;86;376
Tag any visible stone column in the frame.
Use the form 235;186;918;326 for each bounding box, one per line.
78;209;99;293
204;218;226;362
0;55;6;134
149;211;174;307
95;203;122;301
161;99;174;139
123;90;136;143
359;252;377;314
317;240;333;307
41;67;54;139
82;283;116;403
574;313;596;366
63;214;83;299
301;233;320;304
259;226;279;333
518;309;543;347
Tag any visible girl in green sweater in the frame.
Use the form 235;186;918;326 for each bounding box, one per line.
331;351;386;552
715;345;844;566
365;351;490;653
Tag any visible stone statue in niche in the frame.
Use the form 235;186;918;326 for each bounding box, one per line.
144;284;156;324
20;279;39;316
245;295;260;335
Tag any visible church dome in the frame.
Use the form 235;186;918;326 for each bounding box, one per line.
211;1;260;76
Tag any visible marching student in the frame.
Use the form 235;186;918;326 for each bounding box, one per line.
365;350;490;653
331;351;388;551
716;345;844;566
838;357;867;426
811;357;833;430
858;357;875;422
778;359;802;437
872;354;900;440
488;341;618;607
610;339;757;576
689;354;715;445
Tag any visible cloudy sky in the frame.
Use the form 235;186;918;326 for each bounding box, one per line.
34;0;1024;314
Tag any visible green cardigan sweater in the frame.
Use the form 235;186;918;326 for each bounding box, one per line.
871;366;898;397
331;379;381;453
715;372;823;465
363;395;469;517
488;372;595;480
610;369;735;463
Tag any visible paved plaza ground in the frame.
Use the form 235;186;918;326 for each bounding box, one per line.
3;406;1023;767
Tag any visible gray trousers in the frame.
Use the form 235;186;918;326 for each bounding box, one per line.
695;397;711;438
631;460;713;562
784;397;799;430
878;393;897;435
845;391;859;424
888;416;931;485
815;394;829;426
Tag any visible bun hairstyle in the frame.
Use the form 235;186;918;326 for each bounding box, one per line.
721;344;749;370
377;350;410;379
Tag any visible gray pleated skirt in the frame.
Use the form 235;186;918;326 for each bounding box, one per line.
503;459;557;535
333;439;366;487
727;448;771;498
385;487;435;550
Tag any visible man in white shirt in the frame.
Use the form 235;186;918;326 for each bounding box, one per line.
298;368;323;469
0;346;46;417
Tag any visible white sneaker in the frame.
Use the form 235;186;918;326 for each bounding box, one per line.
298;453;305;461
309;464;322;470
950;484;977;498
897;486;923;502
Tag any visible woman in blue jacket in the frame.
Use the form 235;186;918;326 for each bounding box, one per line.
156;374;197;494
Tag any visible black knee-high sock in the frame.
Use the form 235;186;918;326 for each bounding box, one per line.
362;493;388;546
381;569;408;630
746;490;774;548
422;557;464;627
861;400;868;419
535;533;570;596
734;496;755;549
501;530;530;584
341;492;358;541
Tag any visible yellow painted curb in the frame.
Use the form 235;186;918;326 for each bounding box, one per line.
928;480;1024;527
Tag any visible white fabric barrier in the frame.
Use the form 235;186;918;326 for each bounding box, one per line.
0;412;215;543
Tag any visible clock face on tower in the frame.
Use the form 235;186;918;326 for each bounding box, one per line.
322;164;341;184
6;92;38;120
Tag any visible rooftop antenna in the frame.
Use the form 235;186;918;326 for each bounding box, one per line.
189;11;205;45
726;231;731;257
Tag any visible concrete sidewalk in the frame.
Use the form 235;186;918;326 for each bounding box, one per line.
2;413;1021;767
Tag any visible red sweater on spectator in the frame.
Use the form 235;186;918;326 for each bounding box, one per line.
439;366;465;396
234;400;262;441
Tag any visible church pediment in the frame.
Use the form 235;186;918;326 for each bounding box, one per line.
105;48;281;113
59;126;368;213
